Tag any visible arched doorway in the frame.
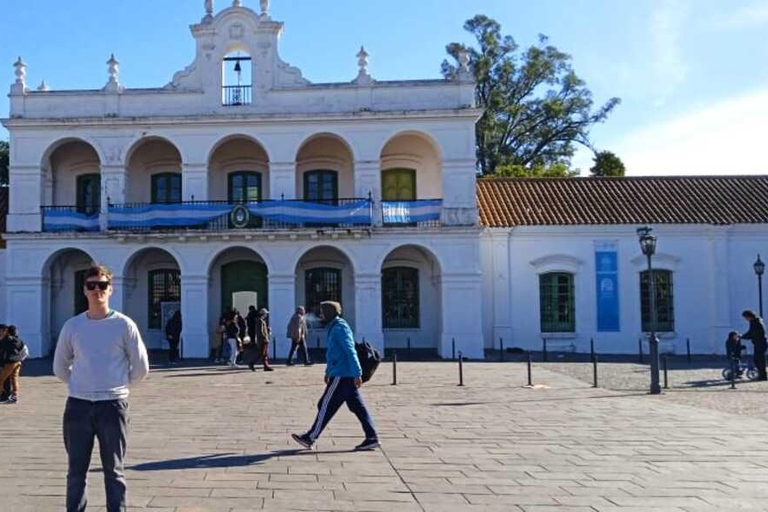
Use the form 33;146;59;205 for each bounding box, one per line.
381;245;442;353
122;248;181;351
295;246;356;347
44;249;96;355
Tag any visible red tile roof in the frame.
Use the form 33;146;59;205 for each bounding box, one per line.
477;176;768;227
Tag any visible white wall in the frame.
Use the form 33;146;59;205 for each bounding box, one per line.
483;224;768;355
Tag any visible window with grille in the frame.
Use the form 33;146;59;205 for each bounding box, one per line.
539;272;575;332
74;270;89;316
305;268;341;316
640;269;674;332
382;267;420;329
228;171;262;203
76;174;100;215
148;269;181;329
304;170;338;203
382;168;416;201
151;173;182;204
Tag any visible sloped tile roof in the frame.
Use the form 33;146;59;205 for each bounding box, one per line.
477;176;768;227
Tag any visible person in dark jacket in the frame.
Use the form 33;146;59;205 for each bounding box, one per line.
247;309;274;372
725;331;745;376
246;306;258;344
292;301;379;451
0;324;25;404
164;311;182;364
286;306;311;366
741;310;768;381
224;313;241;368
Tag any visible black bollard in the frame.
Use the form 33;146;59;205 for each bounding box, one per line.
272;336;277;361
458;351;464;387
500;337;504;362
590;338;595;360
392;352;397;386
687;338;691;365
730;357;737;389
527;351;533;386
638;338;644;364
452;338;456;361
543;339;548;362
592;354;598;388
663;355;669;389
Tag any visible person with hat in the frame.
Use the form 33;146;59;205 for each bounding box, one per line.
248;308;274;372
292;301;379;451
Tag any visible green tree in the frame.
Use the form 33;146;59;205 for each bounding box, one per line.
0;140;8;186
488;162;579;178
589;150;626;177
442;15;620;176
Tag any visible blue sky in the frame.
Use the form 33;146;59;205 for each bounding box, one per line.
1;0;767;176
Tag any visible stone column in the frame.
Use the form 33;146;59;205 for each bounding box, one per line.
5;277;47;357
269;161;296;200
182;163;208;201
101;164;127;230
7;165;44;233
354;161;381;225
440;273;485;359
441;158;479;226
354;273;384;353
268;273;296;360
180;275;210;358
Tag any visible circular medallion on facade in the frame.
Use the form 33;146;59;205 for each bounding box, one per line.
230;204;251;228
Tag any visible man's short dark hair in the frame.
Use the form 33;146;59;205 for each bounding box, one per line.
84;264;113;283
743;309;757;319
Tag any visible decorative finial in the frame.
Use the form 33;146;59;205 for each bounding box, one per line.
205;0;214;15
260;0;270;17
457;49;472;81
13;56;27;86
37;80;50;92
233;0;242;6
104;53;123;92
353;46;373;86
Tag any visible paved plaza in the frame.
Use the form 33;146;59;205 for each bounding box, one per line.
2;360;768;511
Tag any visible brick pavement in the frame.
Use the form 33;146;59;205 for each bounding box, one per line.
1;361;768;511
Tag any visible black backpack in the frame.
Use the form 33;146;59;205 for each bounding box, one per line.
355;341;381;383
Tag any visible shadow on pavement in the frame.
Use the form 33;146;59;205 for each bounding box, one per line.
128;448;345;471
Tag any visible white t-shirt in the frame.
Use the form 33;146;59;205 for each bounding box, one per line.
53;310;149;401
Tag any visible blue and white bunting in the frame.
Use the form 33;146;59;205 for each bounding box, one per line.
42;210;100;232
382;200;442;224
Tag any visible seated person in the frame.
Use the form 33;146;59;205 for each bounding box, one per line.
725;331;745;374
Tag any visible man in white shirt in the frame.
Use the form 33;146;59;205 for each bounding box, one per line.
53;264;149;512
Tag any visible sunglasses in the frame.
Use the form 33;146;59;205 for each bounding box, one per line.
85;281;110;291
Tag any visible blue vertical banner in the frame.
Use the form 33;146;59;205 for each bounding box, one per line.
595;242;620;332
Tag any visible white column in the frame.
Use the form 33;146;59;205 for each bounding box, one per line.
441;273;485;359
491;233;513;347
180;275;209;358
5;277;47;358
269;161;296;200
101;164;127;231
709;228;731;354
441;158;479;226
268;273;296;359
182;163;208;201
7;165;44;233
110;275;126;314
354;273;384;353
354;161;381;224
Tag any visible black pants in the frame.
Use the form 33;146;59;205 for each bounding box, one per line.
288;338;310;364
754;344;767;380
305;377;377;442
63;397;129;512
168;338;180;362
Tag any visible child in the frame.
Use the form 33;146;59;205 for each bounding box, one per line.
726;331;745;376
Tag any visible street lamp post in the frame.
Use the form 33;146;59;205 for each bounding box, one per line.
754;254;765;318
638;226;661;395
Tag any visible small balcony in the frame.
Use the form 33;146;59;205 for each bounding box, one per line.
222;85;252;106
40;199;445;233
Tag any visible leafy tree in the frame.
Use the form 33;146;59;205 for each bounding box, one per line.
589;150;626;177
0;140;8;186
488;163;578;178
442;15;620;176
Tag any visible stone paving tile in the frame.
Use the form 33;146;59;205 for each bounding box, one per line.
4;360;768;511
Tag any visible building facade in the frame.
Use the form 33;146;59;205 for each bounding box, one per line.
1;1;485;359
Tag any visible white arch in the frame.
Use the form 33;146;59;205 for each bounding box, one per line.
120;246;184;278
41;247;99;276
293;244;358;275
206;245;273;276
40;137;104;168
378;129;444;162
207;134;272;166
377;243;443;274
294;132;357;163
123;135;184;167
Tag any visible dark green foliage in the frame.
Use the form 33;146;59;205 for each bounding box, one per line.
590;151;626;177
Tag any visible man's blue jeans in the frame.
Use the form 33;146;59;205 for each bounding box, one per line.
63;397;129;512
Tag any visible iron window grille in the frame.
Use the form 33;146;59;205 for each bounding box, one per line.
640;269;675;332
305;268;341;316
539;272;576;333
382;267;420;329
148;269;181;329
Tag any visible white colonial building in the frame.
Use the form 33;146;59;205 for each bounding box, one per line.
2;1;767;360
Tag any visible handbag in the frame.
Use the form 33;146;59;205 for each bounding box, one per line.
355;341;381;383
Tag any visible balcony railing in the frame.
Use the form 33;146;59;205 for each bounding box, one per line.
40;199;445;233
222;85;252;106
41;206;100;232
382;199;442;227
